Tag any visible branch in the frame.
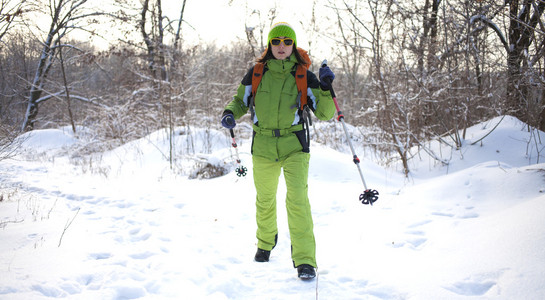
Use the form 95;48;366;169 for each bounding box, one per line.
470;115;506;145
470;14;509;52
0;0;27;41
174;0;187;49
0;218;25;229
50;43;84;52
411;133;450;166
58;208;80;247
32;88;107;108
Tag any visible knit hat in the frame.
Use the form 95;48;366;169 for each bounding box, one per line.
268;22;297;46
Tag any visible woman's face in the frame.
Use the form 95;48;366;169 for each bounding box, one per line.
270;37;294;60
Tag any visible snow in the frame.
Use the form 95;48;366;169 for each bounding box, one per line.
1;115;544;299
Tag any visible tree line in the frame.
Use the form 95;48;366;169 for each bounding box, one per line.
1;0;543;175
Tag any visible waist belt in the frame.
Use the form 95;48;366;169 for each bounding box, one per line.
253;124;304;137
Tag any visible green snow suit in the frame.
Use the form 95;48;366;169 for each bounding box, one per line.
224;53;335;268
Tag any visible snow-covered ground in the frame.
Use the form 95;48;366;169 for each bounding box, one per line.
1;116;544;299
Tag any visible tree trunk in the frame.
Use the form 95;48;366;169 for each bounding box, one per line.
21;0;63;131
140;0;167;81
505;0;545;123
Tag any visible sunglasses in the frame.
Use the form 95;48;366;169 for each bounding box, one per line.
271;38;294;46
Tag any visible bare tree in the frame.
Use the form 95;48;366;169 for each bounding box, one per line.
240;3;278;60
0;123;25;162
140;0;167;81
0;0;27;42
57;43;76;133
335;0;417;175
469;0;545;129
173;0;187;51
21;0;104;131
331;0;368;120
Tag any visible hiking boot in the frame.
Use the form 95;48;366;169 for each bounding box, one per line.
254;248;271;262
296;264;316;280
254;234;277;262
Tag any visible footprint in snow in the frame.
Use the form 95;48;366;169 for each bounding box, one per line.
445;279;496;296
432;211;455;217
129;227;152;242
129;251;156;259
406;237;427;248
391;223;430;249
337;276;353;283
391;234;428;249
458;212;479;219
88;252;112;260
407;220;432;228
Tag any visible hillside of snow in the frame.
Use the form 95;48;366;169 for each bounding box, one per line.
1;115;544;299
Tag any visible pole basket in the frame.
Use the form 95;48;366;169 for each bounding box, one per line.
359;189;379;205
235;166;247;177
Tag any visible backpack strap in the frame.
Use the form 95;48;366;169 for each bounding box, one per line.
295;65;307;111
251;63;265;98
251;60;307;111
249;63;266;121
250;60;312;147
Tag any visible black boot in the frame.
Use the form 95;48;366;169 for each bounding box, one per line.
254;248;271;262
254;234;277;262
296;264;316;280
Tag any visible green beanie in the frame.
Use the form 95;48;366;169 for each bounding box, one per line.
268;22;297;46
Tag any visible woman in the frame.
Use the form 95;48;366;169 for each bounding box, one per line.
221;22;335;279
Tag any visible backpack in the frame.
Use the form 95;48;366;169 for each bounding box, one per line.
249;48;313;149
251;47;311;112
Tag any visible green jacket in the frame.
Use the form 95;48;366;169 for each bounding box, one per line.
225;53;335;161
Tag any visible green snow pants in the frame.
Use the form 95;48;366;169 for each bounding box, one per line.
253;152;316;268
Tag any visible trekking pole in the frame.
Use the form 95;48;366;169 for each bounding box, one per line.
229;128;247;177
322;60;379;205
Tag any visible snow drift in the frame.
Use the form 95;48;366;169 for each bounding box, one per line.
1;116;544;299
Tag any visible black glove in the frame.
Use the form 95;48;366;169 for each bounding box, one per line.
221;112;236;129
319;66;335;90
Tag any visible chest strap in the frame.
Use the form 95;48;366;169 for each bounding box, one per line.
253;124;304;137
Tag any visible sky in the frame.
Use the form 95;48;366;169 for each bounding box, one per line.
16;0;338;63
76;0;326;50
168;0;336;64
84;0;333;56
178;0;321;48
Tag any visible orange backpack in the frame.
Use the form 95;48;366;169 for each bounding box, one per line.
251;47;311;111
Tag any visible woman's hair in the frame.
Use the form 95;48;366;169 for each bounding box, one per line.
257;44;309;66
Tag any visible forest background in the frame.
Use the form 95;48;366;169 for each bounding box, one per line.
1;0;544;176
